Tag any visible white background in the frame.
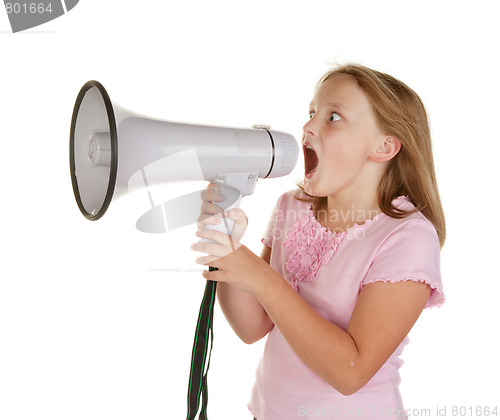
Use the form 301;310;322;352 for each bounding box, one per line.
1;1;499;419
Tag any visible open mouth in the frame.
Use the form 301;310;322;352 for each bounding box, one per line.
304;143;319;178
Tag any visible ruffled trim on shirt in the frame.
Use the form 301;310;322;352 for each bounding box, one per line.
261;195;412;249
361;277;446;309
261;236;272;249
283;209;347;292
263;195;422;294
247;404;257;418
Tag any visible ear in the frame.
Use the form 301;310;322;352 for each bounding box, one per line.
371;136;401;163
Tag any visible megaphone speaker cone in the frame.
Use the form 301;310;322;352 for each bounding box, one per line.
69;81;118;220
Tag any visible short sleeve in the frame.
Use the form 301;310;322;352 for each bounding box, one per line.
361;219;445;309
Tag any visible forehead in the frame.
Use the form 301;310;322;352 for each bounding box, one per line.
311;74;372;112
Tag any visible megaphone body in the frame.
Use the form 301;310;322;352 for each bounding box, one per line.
70;81;298;233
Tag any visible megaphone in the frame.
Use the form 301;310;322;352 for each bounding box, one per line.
69;80;298;233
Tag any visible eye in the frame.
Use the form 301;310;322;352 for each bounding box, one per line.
330;112;341;122
309;112;315;119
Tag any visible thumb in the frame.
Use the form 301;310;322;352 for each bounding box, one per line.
227;208;248;242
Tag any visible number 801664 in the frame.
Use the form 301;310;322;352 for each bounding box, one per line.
5;3;53;14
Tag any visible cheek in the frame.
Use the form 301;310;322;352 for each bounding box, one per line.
320;142;369;183
333;133;373;164
322;142;357;170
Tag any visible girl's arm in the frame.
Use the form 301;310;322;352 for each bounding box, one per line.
196;183;274;344
193;232;431;396
216;245;274;344
256;267;430;395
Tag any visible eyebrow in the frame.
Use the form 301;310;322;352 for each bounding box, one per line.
309;101;347;111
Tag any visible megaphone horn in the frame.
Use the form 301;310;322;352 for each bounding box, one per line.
69;80;299;224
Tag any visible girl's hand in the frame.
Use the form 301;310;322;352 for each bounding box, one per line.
191;227;272;296
197;182;248;242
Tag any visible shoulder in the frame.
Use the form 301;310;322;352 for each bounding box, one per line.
380;196;440;247
348;196;441;276
374;215;441;269
361;197;444;308
359;196;438;243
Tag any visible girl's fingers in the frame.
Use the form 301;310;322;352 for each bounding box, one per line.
201;268;223;282
195;255;222;266
201;201;225;217
194;229;232;246
196;214;221;231
226;208;248;242
192;230;239;255
197;214;221;224
197;197;226;230
200;184;225;203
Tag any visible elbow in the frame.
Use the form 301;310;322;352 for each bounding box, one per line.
241;329;273;345
241;335;261;345
334;380;366;397
336;383;363;397
237;325;273;345
238;331;259;345
327;366;370;396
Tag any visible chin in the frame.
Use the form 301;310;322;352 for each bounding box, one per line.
304;179;338;200
303;178;321;197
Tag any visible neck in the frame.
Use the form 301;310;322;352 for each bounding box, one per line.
314;159;388;232
316;190;381;233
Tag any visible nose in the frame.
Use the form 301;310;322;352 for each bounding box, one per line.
303;116;317;137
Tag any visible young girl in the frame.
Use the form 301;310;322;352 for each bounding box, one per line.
192;64;445;419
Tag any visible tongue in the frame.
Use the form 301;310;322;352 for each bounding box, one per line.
305;148;318;173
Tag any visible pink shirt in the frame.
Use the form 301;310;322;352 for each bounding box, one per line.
248;189;444;420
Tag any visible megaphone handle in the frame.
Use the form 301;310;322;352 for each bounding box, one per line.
202;186;243;239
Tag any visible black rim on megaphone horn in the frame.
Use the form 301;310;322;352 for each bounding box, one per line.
69;80;118;221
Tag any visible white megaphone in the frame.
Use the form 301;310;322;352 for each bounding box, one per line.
69;80;298;234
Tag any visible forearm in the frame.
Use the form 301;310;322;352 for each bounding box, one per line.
255;271;362;395
198;239;361;390
217;282;274;344
196;229;430;396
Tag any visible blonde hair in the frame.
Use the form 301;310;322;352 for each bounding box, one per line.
298;64;446;247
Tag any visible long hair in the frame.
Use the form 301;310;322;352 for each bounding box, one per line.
298;64;446;247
